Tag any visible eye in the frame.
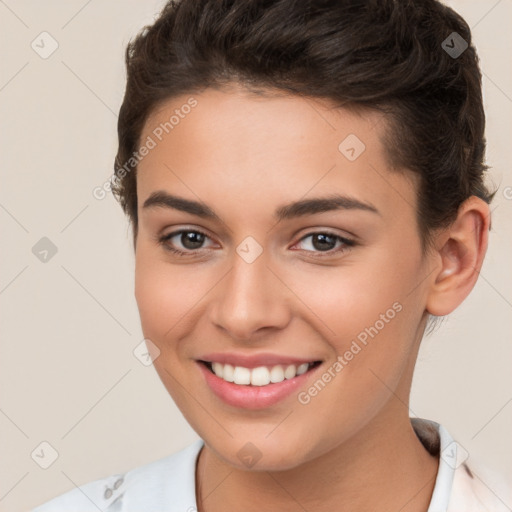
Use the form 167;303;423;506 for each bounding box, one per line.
158;229;215;255
157;228;356;258
292;231;356;257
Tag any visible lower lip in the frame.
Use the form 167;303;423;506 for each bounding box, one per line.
197;361;321;409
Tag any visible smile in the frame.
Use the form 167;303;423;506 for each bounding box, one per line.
202;360;321;386
197;359;323;409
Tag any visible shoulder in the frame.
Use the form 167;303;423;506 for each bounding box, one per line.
31;439;203;512
412;419;511;511
449;459;512;511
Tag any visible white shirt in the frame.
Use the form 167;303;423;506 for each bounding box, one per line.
31;419;511;511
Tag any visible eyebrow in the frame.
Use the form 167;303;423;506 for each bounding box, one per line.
142;190;380;221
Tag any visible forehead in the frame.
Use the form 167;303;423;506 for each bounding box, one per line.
137;86;417;223
142;85;383;160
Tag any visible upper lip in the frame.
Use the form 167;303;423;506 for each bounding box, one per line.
197;352;322;369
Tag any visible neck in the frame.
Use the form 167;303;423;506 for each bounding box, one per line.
195;406;439;512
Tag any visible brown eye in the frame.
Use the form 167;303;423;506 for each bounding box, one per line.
159;229;214;255
178;231;206;249
310;233;337;251
294;231;356;256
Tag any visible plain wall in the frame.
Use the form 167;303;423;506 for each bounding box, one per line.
0;1;511;510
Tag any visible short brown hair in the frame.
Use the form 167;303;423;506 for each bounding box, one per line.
112;0;495;250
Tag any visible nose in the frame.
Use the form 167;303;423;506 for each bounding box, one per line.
209;251;291;341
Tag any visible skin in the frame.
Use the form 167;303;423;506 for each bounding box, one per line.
133;83;490;512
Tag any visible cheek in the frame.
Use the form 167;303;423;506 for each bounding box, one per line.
133;246;205;408
134;243;188;342
288;255;415;343
286;256;422;442
134;242;222;354
285;243;423;384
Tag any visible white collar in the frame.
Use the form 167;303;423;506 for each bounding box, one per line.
124;417;457;510
35;418;510;511
413;418;456;511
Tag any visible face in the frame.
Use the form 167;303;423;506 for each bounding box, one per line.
134;84;434;470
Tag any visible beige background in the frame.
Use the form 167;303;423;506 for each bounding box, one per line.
0;1;511;511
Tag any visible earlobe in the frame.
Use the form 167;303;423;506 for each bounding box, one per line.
426;196;490;316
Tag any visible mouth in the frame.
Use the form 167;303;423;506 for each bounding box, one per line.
195;352;325;409
198;360;322;386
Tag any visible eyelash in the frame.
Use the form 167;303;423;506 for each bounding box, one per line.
158;229;356;259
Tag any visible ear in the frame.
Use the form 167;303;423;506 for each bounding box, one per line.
426;196;491;316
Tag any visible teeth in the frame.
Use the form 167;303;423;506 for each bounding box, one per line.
269;365;285;383
208;361;315;386
233;366;251;385
212;362;224;378
251;366;270;386
296;363;309;375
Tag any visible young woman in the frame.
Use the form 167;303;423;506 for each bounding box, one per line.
32;0;510;510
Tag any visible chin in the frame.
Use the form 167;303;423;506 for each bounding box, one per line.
203;432;319;472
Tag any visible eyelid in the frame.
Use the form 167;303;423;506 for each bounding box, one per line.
160;227;217;248
290;230;356;254
296;230;354;243
293;224;359;242
158;226;358;257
